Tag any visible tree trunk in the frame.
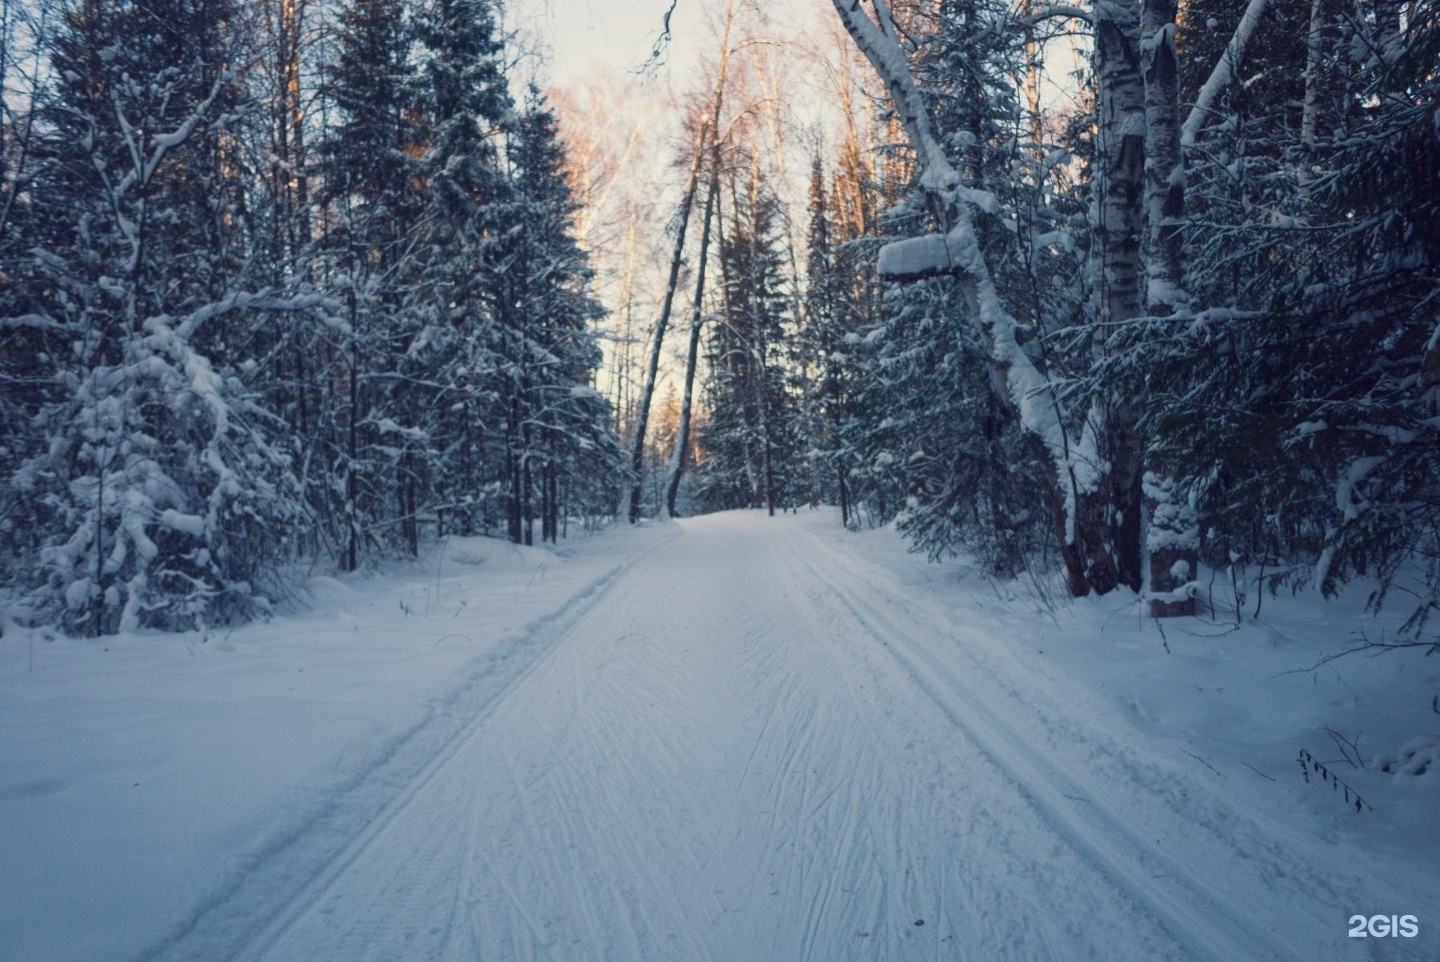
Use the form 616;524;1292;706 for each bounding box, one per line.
1142;0;1198;616
665;157;720;518
1092;3;1148;593
1181;0;1272;147
507;401;522;544
523;443;533;547
1141;0;1186;316
627;123;709;523
345;292;361;573
1298;0;1325;165
628;4;738;523
546;462;559;543
1145;468;1199;616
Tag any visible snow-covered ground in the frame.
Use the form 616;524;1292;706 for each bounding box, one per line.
2;509;1437;961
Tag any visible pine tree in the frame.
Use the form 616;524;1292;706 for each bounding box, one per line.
3;0;304;634
801;154;854;524
0;0;629;636
317;0;427;569
694;162;796;514
493;88;620;543
412;0;511;537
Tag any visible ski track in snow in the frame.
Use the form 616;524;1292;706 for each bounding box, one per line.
137;513;1406;962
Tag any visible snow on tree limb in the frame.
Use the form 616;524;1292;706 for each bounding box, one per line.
875;232;953;281
829;0;957;192
1021;5;1093;25
831;0;1071;498
1181;0;1271;147
172;292;334;340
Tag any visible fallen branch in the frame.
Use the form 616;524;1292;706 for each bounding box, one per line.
1297;748;1371;813
1242;762;1276;782
1323;727;1364;769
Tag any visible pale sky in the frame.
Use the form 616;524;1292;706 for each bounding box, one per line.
511;0;709;87
500;0;1086;407
503;0;841;411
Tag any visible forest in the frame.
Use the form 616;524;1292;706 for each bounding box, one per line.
1;0;1437;640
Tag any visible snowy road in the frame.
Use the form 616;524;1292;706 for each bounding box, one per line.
147;512;1399;962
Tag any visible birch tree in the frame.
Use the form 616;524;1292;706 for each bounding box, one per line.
664;146;721;518
831;0;1122;596
626;0;738;522
827;0;1224;603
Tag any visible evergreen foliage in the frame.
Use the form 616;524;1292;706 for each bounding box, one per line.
815;0;1439;633
1151;0;1440;611
693;165;797;514
0;0;619;635
2;0;306;634
2;0;1437;639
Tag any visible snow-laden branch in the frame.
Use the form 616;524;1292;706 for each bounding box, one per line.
1181;0;1271;147
1021;5;1093;25
1314;454;1387;591
145;72;229;186
830;0;957;192
831;1;1070;477
167;291;335;340
1;313;64;331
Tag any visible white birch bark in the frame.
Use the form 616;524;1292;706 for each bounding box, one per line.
1141;0;1186;315
1088;0;1148;594
625;126;706;523
1299;0;1326;149
1094;2;1146;332
663;161;718;520
1181;0;1272;147
829;0;1078;538
626;0;737;523
1140;0;1199;615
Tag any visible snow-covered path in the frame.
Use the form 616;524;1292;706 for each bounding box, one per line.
140;510;1393;962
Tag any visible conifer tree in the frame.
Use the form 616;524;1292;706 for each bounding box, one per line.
694;162;796;514
1151;0;1440;614
493;88;620;543
3;0;304;634
801;154;851;523
413;0;511;537
317;0;426;569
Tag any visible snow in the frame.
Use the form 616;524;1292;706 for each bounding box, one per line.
158;509;206;538
876;232;952;280
3;511;1439;961
63;577;92;610
1144;470;1201;552
1374;736;1440;778
1146;275;1188;311
1146;579;1201;605
0;528;663;962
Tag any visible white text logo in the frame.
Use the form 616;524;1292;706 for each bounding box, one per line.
1348;915;1418;938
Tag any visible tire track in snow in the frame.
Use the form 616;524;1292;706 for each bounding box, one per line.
703;519;1117;960
147;513;1295;961
134;537;664;962
774;520;1332;962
